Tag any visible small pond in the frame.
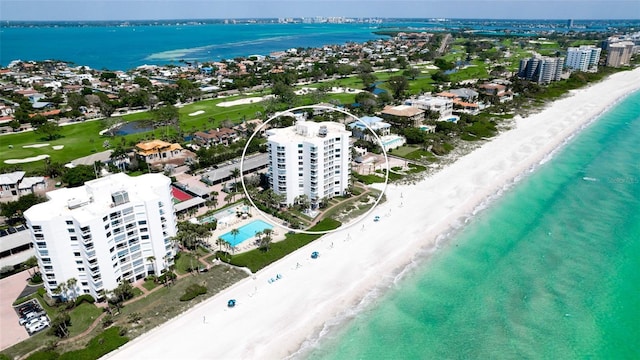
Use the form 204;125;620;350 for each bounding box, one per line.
113;121;154;136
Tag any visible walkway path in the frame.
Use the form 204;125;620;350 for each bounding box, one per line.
307;186;371;227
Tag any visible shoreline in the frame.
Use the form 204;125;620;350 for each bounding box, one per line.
104;67;640;360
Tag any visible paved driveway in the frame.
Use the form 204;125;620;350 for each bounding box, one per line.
0;270;30;351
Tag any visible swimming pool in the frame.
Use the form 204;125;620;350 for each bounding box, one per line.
220;219;273;247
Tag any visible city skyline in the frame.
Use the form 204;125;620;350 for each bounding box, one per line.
1;0;639;21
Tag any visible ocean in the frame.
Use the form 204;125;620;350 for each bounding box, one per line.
303;90;640;359
0;22;388;70
1;19;632;71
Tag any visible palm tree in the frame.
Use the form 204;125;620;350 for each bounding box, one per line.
230;228;240;251
260;228;273;251
66;278;78;301
215;237;226;259
54;282;68;301
224;193;233;206
146;256;156;275
231;168;240;198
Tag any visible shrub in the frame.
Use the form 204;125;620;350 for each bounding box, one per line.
179;284;207;301
30;272;43;284
75;294;95;306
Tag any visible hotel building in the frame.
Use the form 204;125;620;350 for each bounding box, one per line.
565;45;601;72
24;173;177;300
266;121;351;207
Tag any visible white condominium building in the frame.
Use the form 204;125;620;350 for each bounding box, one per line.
24;173;177;300
266;121;351;207
565;45;601;72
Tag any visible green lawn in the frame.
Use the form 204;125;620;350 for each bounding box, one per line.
391;145;421;157
67;302;103;338
352;173;385;184
141;279;158;291
1;120;108;172
401;148;437;162
228;218;341;272
174;252;200;275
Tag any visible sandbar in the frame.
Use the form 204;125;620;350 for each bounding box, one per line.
105;68;640;360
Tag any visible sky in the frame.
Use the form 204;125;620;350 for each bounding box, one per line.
1;0;639;21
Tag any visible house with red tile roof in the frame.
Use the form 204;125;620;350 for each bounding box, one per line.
193;127;238;147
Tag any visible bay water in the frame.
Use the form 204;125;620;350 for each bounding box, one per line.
304;90;640;359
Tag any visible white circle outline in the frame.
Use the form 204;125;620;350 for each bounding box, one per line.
240;104;389;235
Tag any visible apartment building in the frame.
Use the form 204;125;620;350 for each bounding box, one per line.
565;45;601;72
606;41;635;67
266;121;351;207
518;56;565;84
24;173;177;300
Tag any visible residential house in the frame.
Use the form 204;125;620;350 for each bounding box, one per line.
0;171;46;198
193;128;238;147
405;95;458;122
478;83;513;103
348;116;391;141
380;105;425;128
135;139;192;166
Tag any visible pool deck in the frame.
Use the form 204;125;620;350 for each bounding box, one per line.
205;210;286;254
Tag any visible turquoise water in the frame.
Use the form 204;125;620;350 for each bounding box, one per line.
305;91;640;359
3;20;632;71
221;219;273;246
0;23;385;70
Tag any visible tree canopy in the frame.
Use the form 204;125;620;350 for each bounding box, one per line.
62;165;96;187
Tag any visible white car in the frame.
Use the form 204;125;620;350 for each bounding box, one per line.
19;312;39;325
24;316;47;329
27;319;49;335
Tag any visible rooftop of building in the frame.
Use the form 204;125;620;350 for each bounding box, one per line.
266;120;350;143
381;105;425;117
24;173;171;223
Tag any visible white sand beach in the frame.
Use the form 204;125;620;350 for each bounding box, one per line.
105;68;640;360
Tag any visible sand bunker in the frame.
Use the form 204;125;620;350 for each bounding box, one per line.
189;110;205;116
22;143;50;148
4;155;50;164
52;145;64;150
217;97;264;107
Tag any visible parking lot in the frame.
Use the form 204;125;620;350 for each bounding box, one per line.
16;299;49;336
0;270;30;350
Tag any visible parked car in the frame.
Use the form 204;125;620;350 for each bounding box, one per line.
23;315;47;328
18;305;37;316
27;319;49;335
19;312;39;325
